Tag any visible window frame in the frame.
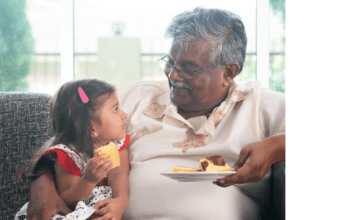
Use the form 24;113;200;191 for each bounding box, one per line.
61;0;272;87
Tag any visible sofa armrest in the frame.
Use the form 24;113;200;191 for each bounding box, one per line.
265;161;285;220
0;92;53;219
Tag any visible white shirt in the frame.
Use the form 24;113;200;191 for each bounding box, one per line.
116;80;285;220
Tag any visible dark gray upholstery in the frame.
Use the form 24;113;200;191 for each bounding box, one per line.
0;92;53;220
0;92;285;220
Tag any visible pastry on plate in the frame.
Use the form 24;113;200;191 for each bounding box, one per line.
173;155;231;172
199;155;231;171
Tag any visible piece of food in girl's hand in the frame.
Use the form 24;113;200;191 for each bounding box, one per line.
94;142;120;169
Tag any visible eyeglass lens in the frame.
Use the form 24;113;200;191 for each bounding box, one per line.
159;58;193;79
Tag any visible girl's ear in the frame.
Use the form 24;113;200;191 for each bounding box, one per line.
90;122;98;138
222;63;239;87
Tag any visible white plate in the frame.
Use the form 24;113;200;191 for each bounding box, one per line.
160;171;236;182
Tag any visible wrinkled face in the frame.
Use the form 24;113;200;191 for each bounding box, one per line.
92;92;127;148
166;39;228;113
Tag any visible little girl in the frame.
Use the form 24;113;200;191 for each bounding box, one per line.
15;79;130;220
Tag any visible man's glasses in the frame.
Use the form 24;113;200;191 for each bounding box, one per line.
158;55;222;79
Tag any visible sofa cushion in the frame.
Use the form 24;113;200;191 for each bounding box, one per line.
0;92;53;219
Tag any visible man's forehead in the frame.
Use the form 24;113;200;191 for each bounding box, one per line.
170;39;211;65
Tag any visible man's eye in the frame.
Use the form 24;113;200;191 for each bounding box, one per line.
165;62;173;68
182;67;194;75
164;56;174;64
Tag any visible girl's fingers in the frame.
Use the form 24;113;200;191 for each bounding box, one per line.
98;159;113;172
93;200;109;215
93;199;105;210
91;213;111;220
89;154;104;164
92;157;110;168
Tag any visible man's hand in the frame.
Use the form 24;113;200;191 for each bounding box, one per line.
90;197;128;220
27;173;72;220
213;134;285;187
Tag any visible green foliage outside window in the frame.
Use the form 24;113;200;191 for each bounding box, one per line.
0;0;34;92
270;0;285;93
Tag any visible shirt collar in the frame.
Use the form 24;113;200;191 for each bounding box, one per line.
142;80;257;120
142;90;171;118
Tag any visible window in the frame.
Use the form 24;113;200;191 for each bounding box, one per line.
1;0;285;94
0;0;63;94
269;0;285;93
73;0;257;89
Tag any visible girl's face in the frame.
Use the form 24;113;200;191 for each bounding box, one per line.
92;92;127;149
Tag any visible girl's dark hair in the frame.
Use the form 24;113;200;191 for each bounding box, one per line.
15;79;115;181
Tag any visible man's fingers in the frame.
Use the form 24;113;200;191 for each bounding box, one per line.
58;204;72;215
231;148;251;171
214;163;252;187
39;212;56;220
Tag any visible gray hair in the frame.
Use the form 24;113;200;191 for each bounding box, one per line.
165;7;247;74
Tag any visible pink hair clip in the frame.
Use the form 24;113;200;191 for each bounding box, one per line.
78;87;89;103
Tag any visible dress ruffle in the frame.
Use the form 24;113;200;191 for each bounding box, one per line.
45;148;81;176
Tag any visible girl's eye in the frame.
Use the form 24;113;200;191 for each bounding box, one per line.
114;107;118;113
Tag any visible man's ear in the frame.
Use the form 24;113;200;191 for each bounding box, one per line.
222;63;239;87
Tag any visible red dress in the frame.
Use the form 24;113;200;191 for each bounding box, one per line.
14;135;130;220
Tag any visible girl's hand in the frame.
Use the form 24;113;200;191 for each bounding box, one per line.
82;153;113;184
90;197;128;220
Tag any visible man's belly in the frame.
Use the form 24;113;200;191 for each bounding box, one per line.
121;157;266;220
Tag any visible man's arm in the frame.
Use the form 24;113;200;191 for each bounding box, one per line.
27;172;71;220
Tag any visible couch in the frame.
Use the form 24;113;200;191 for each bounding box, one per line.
0;92;285;220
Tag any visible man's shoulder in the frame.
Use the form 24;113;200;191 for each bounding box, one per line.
259;88;285;104
116;80;169;109
116;80;169;99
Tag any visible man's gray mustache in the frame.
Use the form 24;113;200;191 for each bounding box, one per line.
171;81;192;92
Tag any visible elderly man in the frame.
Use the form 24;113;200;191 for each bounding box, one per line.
27;7;285;220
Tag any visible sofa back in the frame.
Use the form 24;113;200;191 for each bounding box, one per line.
0;92;285;220
0;92;53;219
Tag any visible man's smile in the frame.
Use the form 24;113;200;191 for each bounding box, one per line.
170;81;192;94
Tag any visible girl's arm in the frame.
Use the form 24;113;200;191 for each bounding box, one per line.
55;155;114;207
92;148;130;218
107;148;130;199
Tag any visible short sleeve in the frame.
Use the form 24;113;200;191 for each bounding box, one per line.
259;89;285;138
45;148;82;176
114;135;130;151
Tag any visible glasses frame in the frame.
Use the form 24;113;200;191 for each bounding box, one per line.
158;55;223;79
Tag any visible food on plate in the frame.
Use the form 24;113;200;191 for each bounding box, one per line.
199;155;231;171
173;155;231;172
94;142;120;169
173;166;201;172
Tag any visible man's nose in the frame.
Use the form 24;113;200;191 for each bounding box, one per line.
168;65;184;81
